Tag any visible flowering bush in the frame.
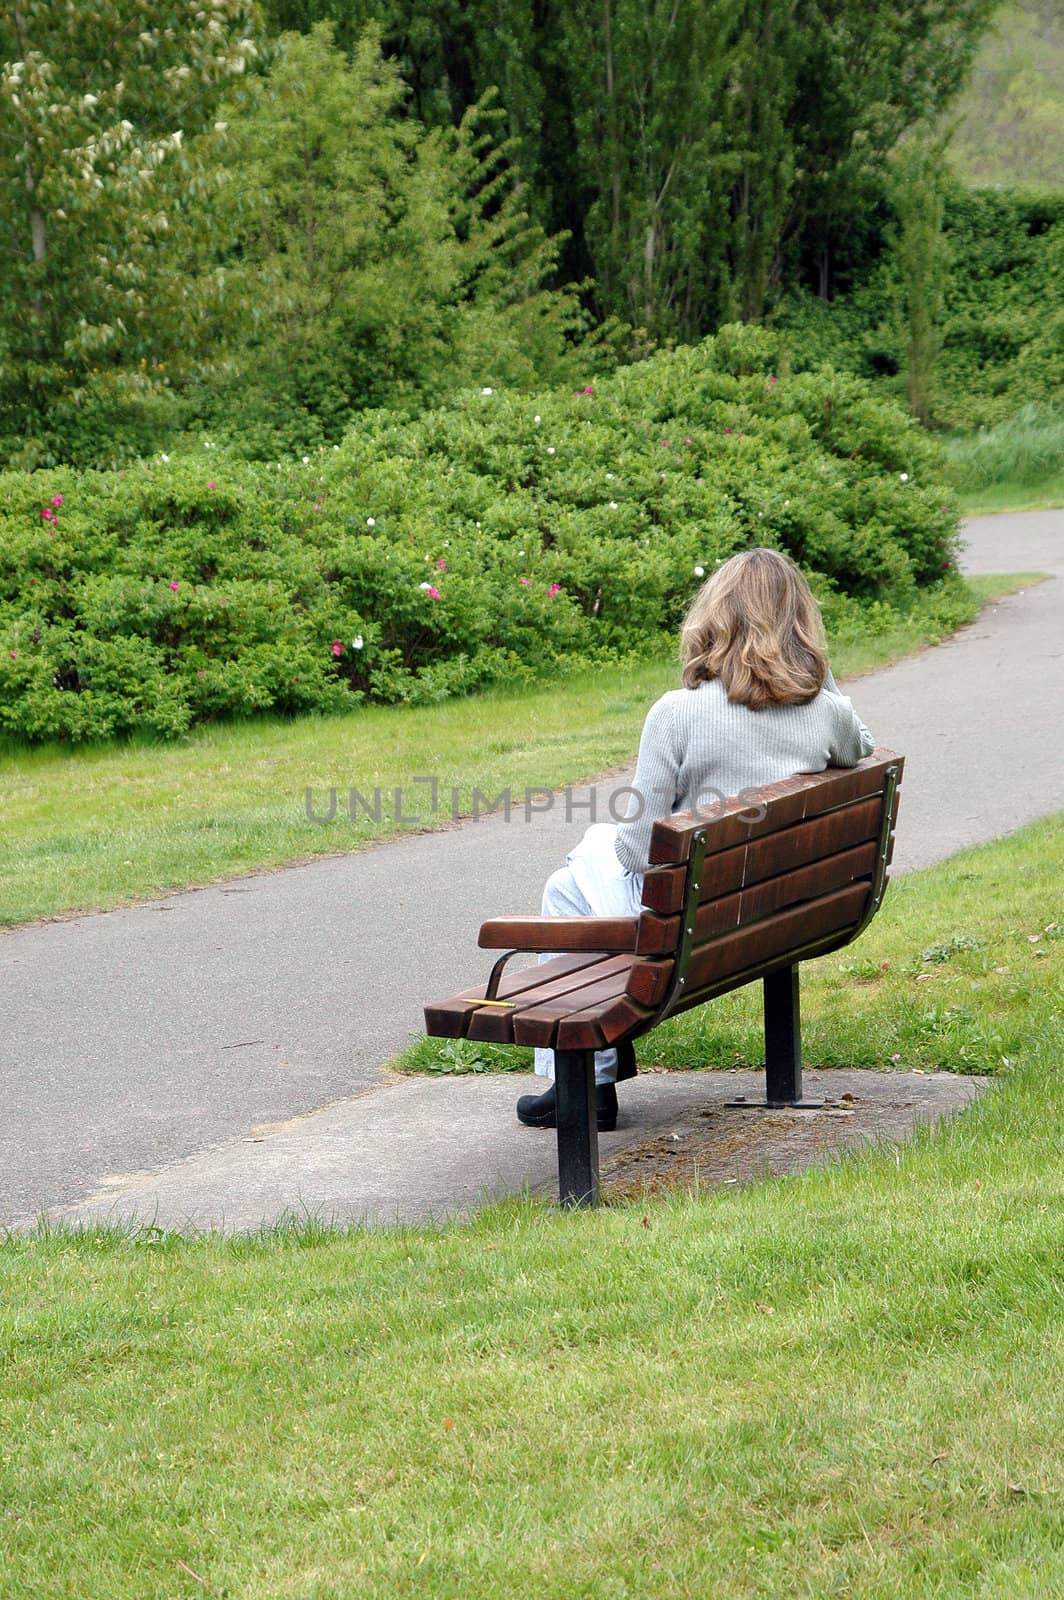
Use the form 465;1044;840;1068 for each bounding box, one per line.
0;329;958;743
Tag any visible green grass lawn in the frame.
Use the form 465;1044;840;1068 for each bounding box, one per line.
0;575;1035;927
2;814;1062;1599
955;476;1064;517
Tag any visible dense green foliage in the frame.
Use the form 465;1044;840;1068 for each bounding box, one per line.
1;1;1004;468
0;1;256;464
264;0;996;336
0;13;598;470
0;330;957;743
944;402;1064;492
950;0;1064;189
776;186;1064;430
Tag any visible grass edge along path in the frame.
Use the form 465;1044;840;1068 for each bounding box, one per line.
955;476;1064;517
0;573;1042;927
1;817;1062;1597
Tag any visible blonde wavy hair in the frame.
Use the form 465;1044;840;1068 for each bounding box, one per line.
680;548;828;709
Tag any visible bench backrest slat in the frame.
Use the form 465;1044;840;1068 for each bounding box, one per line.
627;751;902;1016
641;794;886;914
646;756;898;866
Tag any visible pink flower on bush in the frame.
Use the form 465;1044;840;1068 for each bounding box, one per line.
197;669;205;678
8;650;16;659
684;437;693;445
724;428;733;435
40;506;54;521
169;580;180;592
207;480;215;490
942;560;951;570
660;440;669;448
583;386;593;395
51;494;63;508
436;558;447;571
519;577;532;587
547;582;562;598
331;640;344;657
426;585;441;600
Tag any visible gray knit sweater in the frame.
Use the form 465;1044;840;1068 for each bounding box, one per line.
613;673;876;874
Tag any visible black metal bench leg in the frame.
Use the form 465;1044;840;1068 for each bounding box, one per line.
764;964;802;1105
554;1049;600;1208
727;964;826;1109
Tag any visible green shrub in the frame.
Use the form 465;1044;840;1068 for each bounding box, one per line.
0;329;959;744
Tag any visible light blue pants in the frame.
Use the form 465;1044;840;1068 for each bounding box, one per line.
533;823;644;1086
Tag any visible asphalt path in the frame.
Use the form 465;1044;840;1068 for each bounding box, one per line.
2;509;1061;1228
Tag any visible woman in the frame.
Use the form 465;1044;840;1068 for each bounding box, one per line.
516;546;876;1132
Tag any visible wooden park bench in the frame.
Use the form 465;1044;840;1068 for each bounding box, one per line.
424;750;903;1207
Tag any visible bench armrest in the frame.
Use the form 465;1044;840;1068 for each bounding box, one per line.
477;916;639;953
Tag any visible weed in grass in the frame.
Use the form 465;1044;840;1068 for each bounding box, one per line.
405;1037;532;1076
920;932;985;964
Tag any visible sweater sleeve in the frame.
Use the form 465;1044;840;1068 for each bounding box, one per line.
827;691;876;765
613;694;681;875
823;665;875;762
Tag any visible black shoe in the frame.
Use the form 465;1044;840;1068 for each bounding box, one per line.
516;1083;619;1132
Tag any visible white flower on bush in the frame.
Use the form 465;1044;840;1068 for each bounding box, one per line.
302;455;310;464
606;472;615;480
481;387;493;396
609;501;619;510
900;472;910;482
352;636;364;650
547;446;556;455
694;565;705;577
160;453;169;462
533;415;541;424
366;517;376;527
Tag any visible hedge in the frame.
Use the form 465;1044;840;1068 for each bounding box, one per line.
0;325;958;743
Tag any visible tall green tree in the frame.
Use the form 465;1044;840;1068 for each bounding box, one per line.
216;23;590;439
0;1;255;371
887;133;951;425
559;0;742;339
261;0;997;334
787;0;996;300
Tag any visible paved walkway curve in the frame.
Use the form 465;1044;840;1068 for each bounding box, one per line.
2;510;1061;1231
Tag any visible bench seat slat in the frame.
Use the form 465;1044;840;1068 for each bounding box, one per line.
509;961;650;1047
424;951;616;1038
555;994;655;1052
464;954;636;1043
647;753;898;866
